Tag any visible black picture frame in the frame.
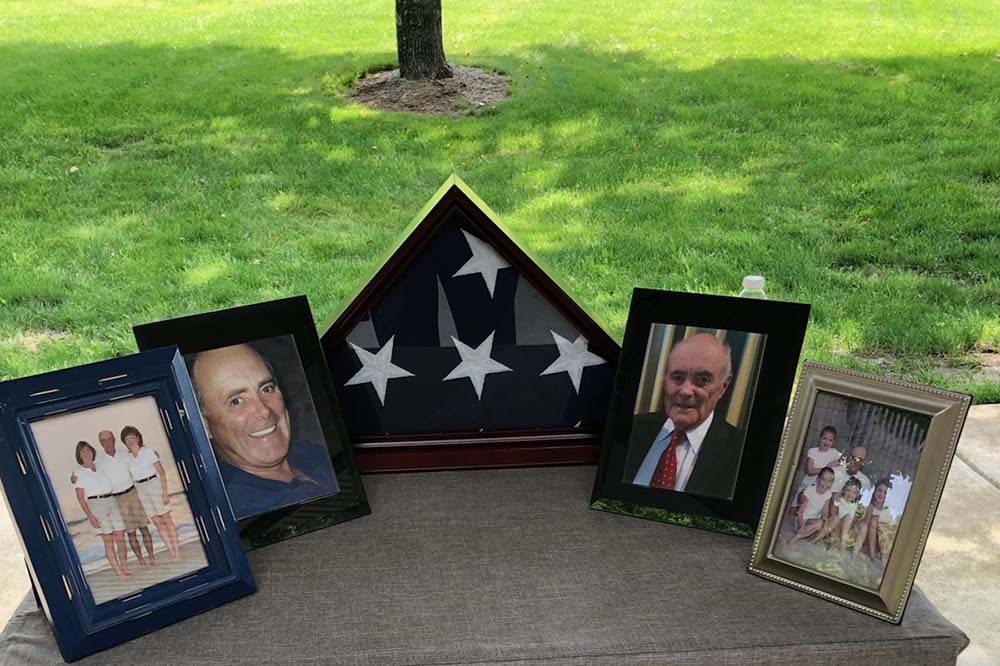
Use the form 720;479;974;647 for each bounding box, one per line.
133;296;369;550
0;347;254;661
591;288;810;536
320;175;620;472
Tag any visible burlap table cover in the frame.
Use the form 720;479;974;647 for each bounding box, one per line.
0;466;967;665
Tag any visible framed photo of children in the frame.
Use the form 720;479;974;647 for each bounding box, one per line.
749;362;971;623
591;288;810;536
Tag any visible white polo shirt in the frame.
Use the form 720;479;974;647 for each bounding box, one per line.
832;467;872;495
73;466;113;497
95;447;134;493
126;446;159;480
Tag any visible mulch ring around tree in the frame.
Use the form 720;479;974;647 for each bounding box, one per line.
350;65;510;116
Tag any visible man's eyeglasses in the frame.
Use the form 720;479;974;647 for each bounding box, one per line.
845;456;866;465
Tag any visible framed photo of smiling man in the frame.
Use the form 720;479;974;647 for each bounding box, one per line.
134;296;369;549
591;288;810;536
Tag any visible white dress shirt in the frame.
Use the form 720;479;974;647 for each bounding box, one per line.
95;447;134;493
633;412;715;490
832;467;872;495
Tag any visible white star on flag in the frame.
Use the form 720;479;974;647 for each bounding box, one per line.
452;229;511;297
345;336;414;405
443;331;513;400
540;331;606;393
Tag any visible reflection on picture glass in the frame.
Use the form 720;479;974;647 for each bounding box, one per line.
183;335;339;520
771;391;930;591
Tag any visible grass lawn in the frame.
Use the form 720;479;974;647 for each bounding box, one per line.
1;0;998;401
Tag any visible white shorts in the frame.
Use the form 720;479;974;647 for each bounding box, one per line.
88;496;125;534
134;477;171;517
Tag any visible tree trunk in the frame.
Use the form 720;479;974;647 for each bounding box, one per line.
396;0;453;80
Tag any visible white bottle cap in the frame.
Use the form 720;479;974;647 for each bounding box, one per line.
742;275;765;290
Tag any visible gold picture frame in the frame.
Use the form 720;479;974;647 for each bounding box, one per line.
749;361;971;623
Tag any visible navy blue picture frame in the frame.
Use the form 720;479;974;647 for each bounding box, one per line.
0;347;255;662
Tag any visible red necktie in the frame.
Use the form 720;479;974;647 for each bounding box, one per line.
651;430;686;490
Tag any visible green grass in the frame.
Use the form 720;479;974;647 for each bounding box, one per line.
1;0;998;402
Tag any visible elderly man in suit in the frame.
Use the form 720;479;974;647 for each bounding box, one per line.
625;332;743;500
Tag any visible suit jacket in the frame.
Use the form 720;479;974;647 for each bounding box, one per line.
624;411;743;500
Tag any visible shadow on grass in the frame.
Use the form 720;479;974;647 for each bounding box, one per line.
0;41;997;395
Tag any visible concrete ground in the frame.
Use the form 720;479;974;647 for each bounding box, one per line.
0;406;997;663
915;404;1000;665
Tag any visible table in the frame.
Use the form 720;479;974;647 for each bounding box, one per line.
0;466;968;665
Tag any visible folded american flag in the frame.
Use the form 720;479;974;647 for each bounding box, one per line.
326;213;615;438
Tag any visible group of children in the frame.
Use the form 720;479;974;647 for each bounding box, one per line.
786;426;893;562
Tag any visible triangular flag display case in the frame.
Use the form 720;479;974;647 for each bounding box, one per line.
321;176;620;472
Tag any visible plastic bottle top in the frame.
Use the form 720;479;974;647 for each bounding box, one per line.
739;275;767;299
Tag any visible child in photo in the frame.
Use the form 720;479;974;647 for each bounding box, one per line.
798;426;842;491
854;478;891;561
808;477;863;549
787;467;836;544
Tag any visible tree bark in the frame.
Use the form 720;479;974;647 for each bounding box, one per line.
396;0;453;80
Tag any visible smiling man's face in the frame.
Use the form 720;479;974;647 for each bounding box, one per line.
662;333;732;432
191;344;291;477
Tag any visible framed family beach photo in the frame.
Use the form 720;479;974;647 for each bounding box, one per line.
134;295;370;549
0;348;254;661
591;288;810;536
749;362;971;623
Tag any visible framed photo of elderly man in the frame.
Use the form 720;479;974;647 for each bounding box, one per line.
134;295;370;550
0;347;254;661
749;362;971;623
591;288;810;536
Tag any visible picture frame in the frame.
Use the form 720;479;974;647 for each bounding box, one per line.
133;295;370;550
320;175;620;472
748;362;971;623
0;347;254;662
591;287;810;536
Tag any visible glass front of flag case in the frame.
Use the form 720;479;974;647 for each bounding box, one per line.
322;177;620;471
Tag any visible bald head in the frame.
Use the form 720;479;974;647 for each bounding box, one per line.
847;446;867;474
189;344;292;477
662;333;734;431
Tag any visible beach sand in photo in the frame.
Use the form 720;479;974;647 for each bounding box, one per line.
87;541;208;605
